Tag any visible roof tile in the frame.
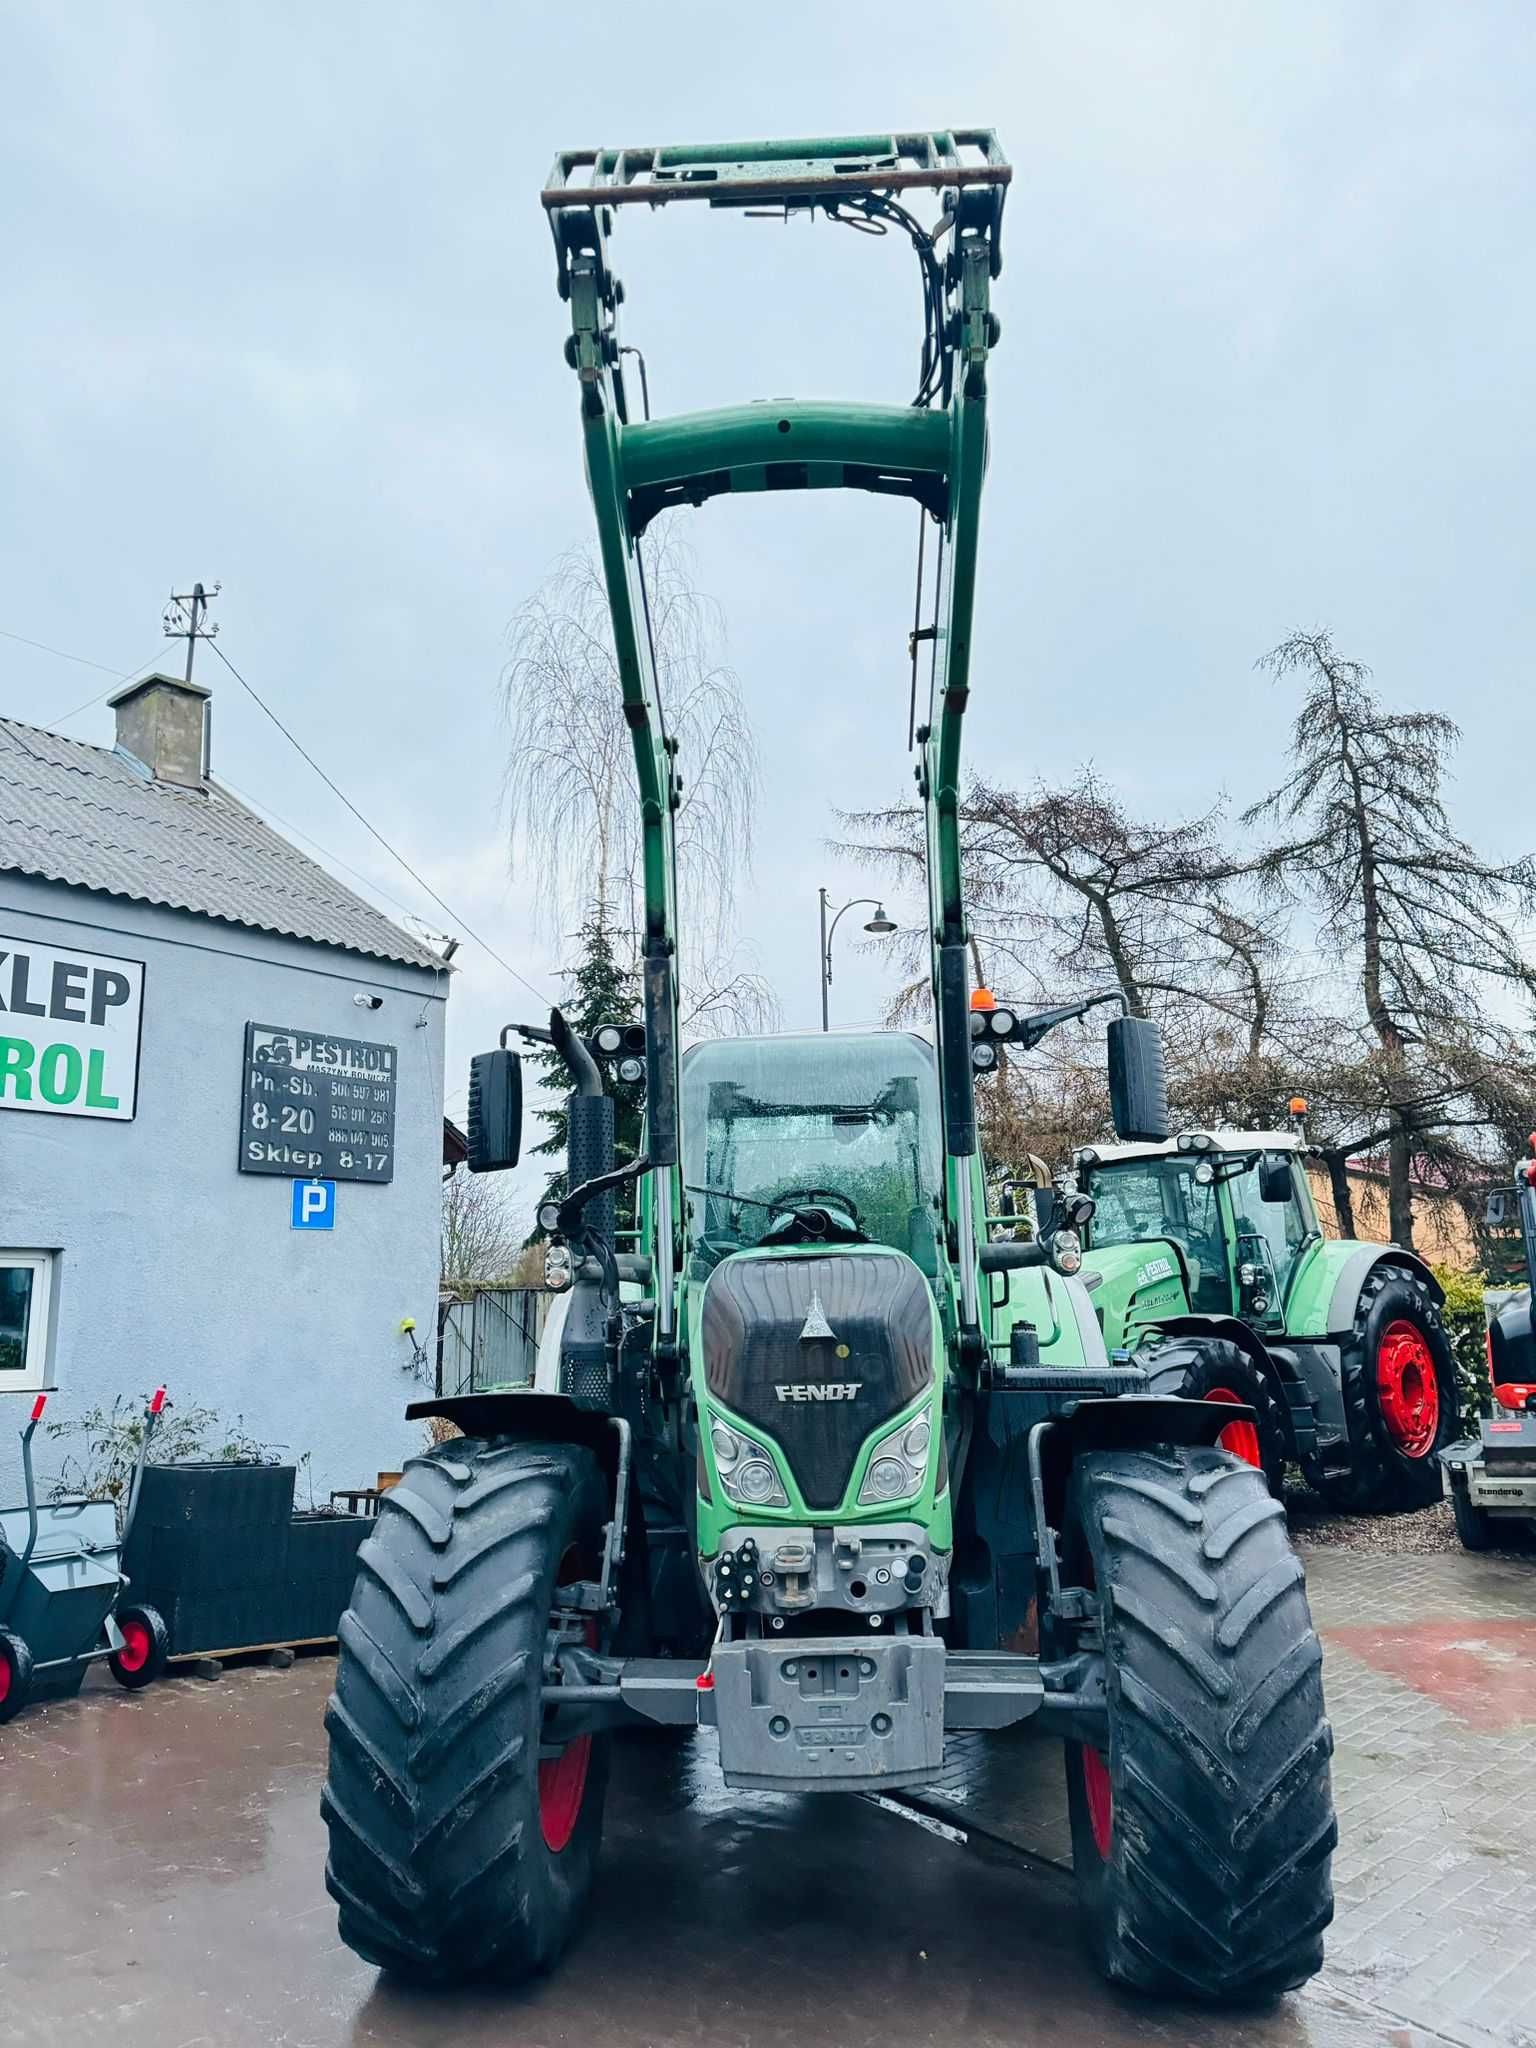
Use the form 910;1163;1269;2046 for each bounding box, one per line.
0;717;443;971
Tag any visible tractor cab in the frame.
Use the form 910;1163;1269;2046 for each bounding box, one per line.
1075;1129;1318;1334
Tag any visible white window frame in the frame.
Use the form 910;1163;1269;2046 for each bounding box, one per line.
0;1251;55;1394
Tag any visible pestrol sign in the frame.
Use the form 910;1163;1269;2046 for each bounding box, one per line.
0;937;143;1121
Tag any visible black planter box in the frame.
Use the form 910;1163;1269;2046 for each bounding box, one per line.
121;1465;366;1655
153;1590;282;1657
124;1463;297;1595
281;1513;369;1642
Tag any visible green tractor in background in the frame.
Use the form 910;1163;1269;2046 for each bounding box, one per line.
321;131;1335;2008
977;990;1458;1510
1048;1111;1457;1508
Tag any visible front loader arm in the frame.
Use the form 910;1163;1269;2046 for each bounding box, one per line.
546;130;1009;1341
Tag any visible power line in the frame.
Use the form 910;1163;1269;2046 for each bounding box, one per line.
0;624;142;675
204;636;553;1009
216;773;435;927
49;647;171;727
0;619;173;723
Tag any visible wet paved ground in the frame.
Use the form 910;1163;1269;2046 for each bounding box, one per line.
1;1541;1532;2048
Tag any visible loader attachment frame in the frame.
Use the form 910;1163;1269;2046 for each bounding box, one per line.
547;130;1010;1343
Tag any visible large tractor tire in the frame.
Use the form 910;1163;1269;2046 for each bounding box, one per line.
1140;1334;1289;1498
1062;1445;1335;2003
1302;1265;1456;1513
322;1437;611;1983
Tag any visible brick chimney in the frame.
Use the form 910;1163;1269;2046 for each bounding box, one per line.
108;673;211;789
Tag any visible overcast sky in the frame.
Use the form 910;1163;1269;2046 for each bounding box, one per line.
5;3;1533;1223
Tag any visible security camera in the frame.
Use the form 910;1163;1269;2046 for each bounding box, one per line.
353;992;384;1010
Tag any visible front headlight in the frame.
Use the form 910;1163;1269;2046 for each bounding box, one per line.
544;1244;573;1289
710;1422;789;1508
857;1410;933;1505
1050;1228;1082;1275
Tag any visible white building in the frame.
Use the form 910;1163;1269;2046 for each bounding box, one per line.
0;672;448;1498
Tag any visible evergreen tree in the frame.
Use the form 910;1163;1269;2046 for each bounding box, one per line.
529;908;644;1235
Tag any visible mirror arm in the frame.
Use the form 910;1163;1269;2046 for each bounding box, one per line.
499;1010;604;1094
558;1155;652;1237
1012;990;1124;1051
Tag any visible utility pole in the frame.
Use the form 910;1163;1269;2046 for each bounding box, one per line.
819;887;830;1033
163;581;221;683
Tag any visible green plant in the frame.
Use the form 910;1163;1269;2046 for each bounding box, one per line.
1432;1264;1494;1430
45;1395;282;1526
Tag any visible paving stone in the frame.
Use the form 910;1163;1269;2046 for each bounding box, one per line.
919;1538;1536;2045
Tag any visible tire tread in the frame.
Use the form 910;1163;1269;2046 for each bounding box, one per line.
1069;1445;1335;2003
321;1438;607;1983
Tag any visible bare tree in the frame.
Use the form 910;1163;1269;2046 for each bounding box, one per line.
503;532;776;1033
442;1165;525;1298
840;770;1271;1016
841;768;1367;1177
1247;630;1536;1247
838;769;1317;1099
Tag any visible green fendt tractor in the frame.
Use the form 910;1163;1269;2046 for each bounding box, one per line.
979;994;1456;1509
320;133;1335;2004
1064;1120;1457;1509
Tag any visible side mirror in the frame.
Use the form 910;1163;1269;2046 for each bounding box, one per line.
1486;1190;1508;1227
1258;1154;1293;1204
1107;1014;1169;1143
467;1049;522;1173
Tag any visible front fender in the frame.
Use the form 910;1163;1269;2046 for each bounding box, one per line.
405;1391;621;1477
1287;1238;1444;1339
1140;1311;1307;1390
1006;1268;1112;1370
1038;1394;1256;1530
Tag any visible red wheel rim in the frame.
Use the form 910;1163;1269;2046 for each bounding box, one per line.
538;1548;593;1854
1376;1319;1439;1457
1206;1385;1262;1470
1075;1546;1113;1860
115;1618;152;1674
1081;1744;1113;1858
0;1649;12;1704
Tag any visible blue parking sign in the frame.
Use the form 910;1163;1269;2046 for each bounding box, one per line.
291;1179;336;1230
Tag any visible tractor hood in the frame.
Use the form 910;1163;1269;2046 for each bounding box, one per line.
699;1244;936;1512
1079;1236;1193;1332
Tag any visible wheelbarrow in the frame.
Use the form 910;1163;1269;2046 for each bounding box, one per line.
0;1388;171;1721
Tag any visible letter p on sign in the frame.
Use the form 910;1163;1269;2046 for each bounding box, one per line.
292;1179;336;1230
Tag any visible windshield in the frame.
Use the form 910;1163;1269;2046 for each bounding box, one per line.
1084;1156;1231;1314
681;1033;943;1269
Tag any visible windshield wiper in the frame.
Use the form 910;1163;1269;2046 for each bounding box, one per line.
683;1184;798;1217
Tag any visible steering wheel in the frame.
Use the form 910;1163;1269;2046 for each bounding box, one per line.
763;1187;863;1228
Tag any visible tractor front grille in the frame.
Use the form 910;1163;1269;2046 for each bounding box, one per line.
700;1251;932;1510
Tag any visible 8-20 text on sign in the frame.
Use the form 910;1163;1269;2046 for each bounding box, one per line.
238;1023;397;1183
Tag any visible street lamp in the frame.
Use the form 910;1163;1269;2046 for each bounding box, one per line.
818;889;897;1031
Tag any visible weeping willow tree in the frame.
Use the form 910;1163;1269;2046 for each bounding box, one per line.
503;530;775;1033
